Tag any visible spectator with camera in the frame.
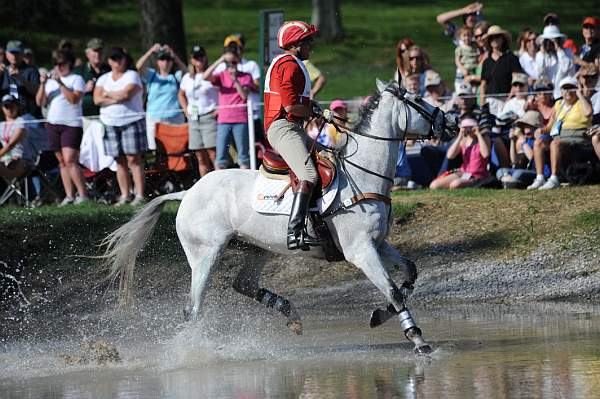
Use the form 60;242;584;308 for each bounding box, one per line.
73;38;110;120
527;76;593;190
535;25;574;99
203;48;255;169
496;110;547;188
0;40;41;117
213;34;263;143
136;43;187;150
430;114;491;189
0;94;36;178
93;47;146;206
35;50;89;206
178;45;218;177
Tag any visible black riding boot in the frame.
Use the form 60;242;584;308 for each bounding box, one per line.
287;180;324;251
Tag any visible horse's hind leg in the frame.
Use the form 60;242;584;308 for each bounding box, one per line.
181;242;227;321
232;263;303;335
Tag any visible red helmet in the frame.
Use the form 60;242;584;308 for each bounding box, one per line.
277;21;318;49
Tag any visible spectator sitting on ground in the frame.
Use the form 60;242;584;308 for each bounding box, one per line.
396;38;415;79
35;50;89;206
324;99;349;148
93;47;147;206
517;28;539;83
203;48;255;170
527;76;593;190
436;2;484;46
480;25;523;116
589;62;600;160
303;59;327;99
525;78;555;125
73;38;110;121
535;25;574;99
454;26;479;92
136;43;186;150
496;110;547;188
575;16;600;69
430;114;491;189
1;40;41;117
423;71;450;109
0;94;36;178
178;45;218;177
213;34;264;144
501;73;529;117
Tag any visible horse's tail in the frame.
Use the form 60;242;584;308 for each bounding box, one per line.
100;190;187;305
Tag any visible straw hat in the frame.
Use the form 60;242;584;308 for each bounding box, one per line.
483;25;512;44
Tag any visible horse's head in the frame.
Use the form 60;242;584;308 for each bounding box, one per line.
379;76;458;142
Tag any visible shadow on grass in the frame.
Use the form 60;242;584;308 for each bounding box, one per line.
407;229;514;259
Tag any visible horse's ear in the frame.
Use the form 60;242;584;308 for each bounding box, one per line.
376;78;387;93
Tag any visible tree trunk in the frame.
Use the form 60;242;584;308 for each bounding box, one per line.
139;0;187;62
311;0;345;42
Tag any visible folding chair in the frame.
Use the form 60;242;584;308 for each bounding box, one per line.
0;152;60;206
145;123;197;196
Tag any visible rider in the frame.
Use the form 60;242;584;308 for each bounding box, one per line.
263;20;331;251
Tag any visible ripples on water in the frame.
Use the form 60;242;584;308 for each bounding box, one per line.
2;303;600;398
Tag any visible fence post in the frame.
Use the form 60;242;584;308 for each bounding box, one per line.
247;100;256;170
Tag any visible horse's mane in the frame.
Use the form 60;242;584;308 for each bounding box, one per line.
354;81;402;135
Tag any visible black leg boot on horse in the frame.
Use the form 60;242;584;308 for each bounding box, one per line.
287;180;325;251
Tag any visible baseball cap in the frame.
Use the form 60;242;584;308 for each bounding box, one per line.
559;76;578;89
191;45;206;58
455;83;472;96
224;34;243;48
6;40;23;53
86;38;104;51
1;94;18;105
459;117;478;128
511;73;528;86
424;71;442;87
582;17;600;27
533;78;553;92
330;99;347;111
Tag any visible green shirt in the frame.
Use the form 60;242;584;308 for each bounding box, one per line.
72;62;110;116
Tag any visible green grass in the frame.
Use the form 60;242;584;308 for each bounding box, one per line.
3;0;598;100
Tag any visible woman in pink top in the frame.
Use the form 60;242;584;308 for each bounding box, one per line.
430;116;491;189
203;49;255;169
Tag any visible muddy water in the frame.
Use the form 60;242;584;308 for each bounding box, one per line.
2;303;600;399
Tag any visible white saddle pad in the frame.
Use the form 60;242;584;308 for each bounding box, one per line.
252;173;339;215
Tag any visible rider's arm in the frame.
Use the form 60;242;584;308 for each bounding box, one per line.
280;62;312;118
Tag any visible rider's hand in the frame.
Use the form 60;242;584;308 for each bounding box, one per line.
311;101;324;118
322;109;334;123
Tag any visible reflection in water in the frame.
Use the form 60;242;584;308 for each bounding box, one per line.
2;304;600;398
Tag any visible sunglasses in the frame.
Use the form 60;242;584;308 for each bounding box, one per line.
55;61;68;67
409;56;421;60
512;82;525;87
583;24;597;30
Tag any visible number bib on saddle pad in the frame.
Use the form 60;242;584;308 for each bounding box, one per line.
252;171;339;215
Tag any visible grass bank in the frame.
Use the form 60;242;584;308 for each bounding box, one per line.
3;0;598;99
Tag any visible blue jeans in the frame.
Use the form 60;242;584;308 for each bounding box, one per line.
216;123;249;168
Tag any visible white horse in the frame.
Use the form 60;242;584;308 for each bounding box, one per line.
102;79;456;354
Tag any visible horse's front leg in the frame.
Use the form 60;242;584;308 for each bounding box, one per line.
344;235;431;354
378;240;418;298
232;263;303;335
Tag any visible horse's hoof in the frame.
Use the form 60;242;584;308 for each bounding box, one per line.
287;320;303;335
414;344;433;355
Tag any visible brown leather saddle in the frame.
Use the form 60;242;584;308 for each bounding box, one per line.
262;149;336;191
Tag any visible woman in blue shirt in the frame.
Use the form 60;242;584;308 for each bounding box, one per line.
136;43;187;150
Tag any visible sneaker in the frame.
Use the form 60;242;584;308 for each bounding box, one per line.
74;196;90;205
539;176;560;190
58;196;74;207
114;196;130;207
527;177;545;190
406;180;421;190
130;196;146;206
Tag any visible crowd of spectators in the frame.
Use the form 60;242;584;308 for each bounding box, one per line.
1;6;600;208
391;4;600;191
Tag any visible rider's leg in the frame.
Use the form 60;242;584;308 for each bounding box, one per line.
267;119;323;250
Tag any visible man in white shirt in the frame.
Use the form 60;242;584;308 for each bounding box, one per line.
501;73;528;117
